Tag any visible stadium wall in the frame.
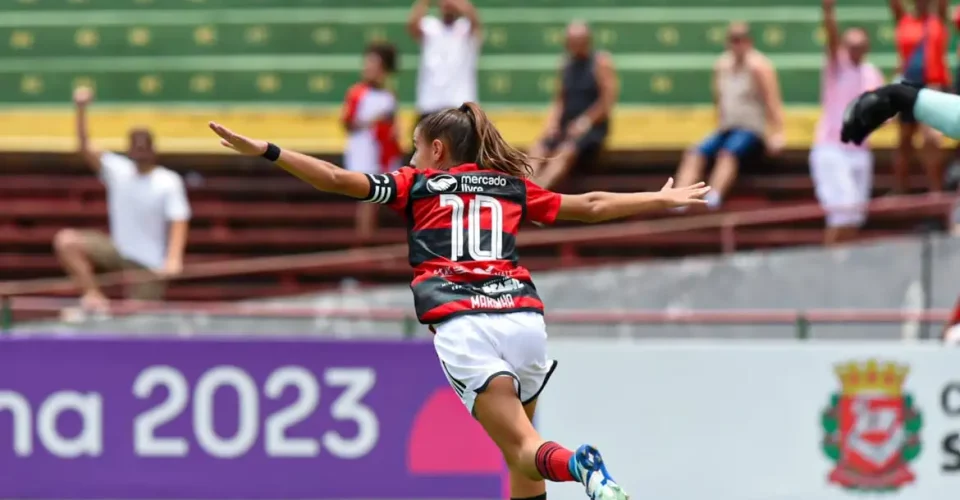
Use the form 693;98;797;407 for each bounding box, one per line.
1;337;957;499
256;234;960;340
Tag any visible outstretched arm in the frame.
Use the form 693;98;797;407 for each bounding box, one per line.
208;122;372;199
842;84;960;144
912;89;960;138
556;179;710;223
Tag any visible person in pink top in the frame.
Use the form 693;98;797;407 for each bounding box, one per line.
810;0;886;245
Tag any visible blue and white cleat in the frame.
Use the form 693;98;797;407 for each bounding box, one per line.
568;444;629;500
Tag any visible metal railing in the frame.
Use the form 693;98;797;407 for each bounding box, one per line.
2;296;952;340
0;192;952;298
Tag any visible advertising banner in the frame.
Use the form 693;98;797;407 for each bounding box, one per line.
539;341;960;500
0;337;505;499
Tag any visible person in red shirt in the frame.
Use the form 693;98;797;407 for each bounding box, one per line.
944;296;960;344
207;102;708;500
341;43;401;241
889;0;949;193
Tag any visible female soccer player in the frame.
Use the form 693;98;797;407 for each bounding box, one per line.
208;102;710;500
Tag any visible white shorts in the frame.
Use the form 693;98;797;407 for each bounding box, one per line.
810;144;874;228
433;312;558;414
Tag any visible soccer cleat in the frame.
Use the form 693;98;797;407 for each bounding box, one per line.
568;444;629;500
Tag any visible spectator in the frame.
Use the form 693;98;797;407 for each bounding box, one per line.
673;22;785;211
408;0;481;125
342;42;402;242
810;0;885;246
528;21;618;190
53;87;191;311
889;0;948;193
943;295;960;345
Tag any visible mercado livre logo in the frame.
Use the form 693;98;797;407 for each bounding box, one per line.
821;359;922;492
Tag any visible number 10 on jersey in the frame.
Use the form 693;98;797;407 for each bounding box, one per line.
440;194;504;261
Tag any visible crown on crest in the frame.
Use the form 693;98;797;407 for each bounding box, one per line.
834;360;908;396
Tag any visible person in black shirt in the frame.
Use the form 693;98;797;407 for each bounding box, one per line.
528;21;618;189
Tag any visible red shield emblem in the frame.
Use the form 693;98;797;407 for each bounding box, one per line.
821;360;922;492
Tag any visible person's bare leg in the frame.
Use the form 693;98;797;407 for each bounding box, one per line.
920;125;944;192
675;149;707;188
534;143;577;190
355;203;378;243
893;122;917;194
474;377;547;480
509;398;546;499
824;226;857;246
527;141;551;181
705;150;740;210
52;229;108;310
473;376;628;499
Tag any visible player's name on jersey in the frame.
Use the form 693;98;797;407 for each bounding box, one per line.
470;294;517;309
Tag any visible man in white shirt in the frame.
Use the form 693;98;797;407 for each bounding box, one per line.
408;0;481;124
53;87;191;311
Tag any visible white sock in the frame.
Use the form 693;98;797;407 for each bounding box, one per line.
705;190;722;209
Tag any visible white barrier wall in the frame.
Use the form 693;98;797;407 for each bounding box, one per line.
539;341;960;500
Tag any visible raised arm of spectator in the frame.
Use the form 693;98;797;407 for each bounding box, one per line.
888;0;905;21
753;56;786;153
822;0;840;61
579;52;619;128
73;87;102;173
451;0;482;35
407;0;431;42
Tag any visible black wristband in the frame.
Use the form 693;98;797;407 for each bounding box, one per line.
261;142;281;162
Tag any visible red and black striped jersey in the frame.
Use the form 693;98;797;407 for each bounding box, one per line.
362;164;561;324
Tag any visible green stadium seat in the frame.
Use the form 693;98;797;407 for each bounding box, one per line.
0;63;896;105
0;3;899;107
0;19;898;58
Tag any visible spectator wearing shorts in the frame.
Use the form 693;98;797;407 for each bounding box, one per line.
528;21;619;190
890;0;948;193
408;0;481;127
341;43;401;242
810;0;885;246
54;86;191;312
673;22;785;211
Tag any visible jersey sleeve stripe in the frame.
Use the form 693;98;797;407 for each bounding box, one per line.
362;173;397;205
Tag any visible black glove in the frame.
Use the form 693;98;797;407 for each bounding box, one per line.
841;82;921;146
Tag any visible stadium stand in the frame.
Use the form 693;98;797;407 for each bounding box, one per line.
0;0;907;150
0;0;948;301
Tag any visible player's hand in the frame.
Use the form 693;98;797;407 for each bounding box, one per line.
822;0;835;9
658;178;710;208
841;83;919;145
73;86;93;106
208;122;268;156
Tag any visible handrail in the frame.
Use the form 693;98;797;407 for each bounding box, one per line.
6;296;953;324
0;192;953;297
